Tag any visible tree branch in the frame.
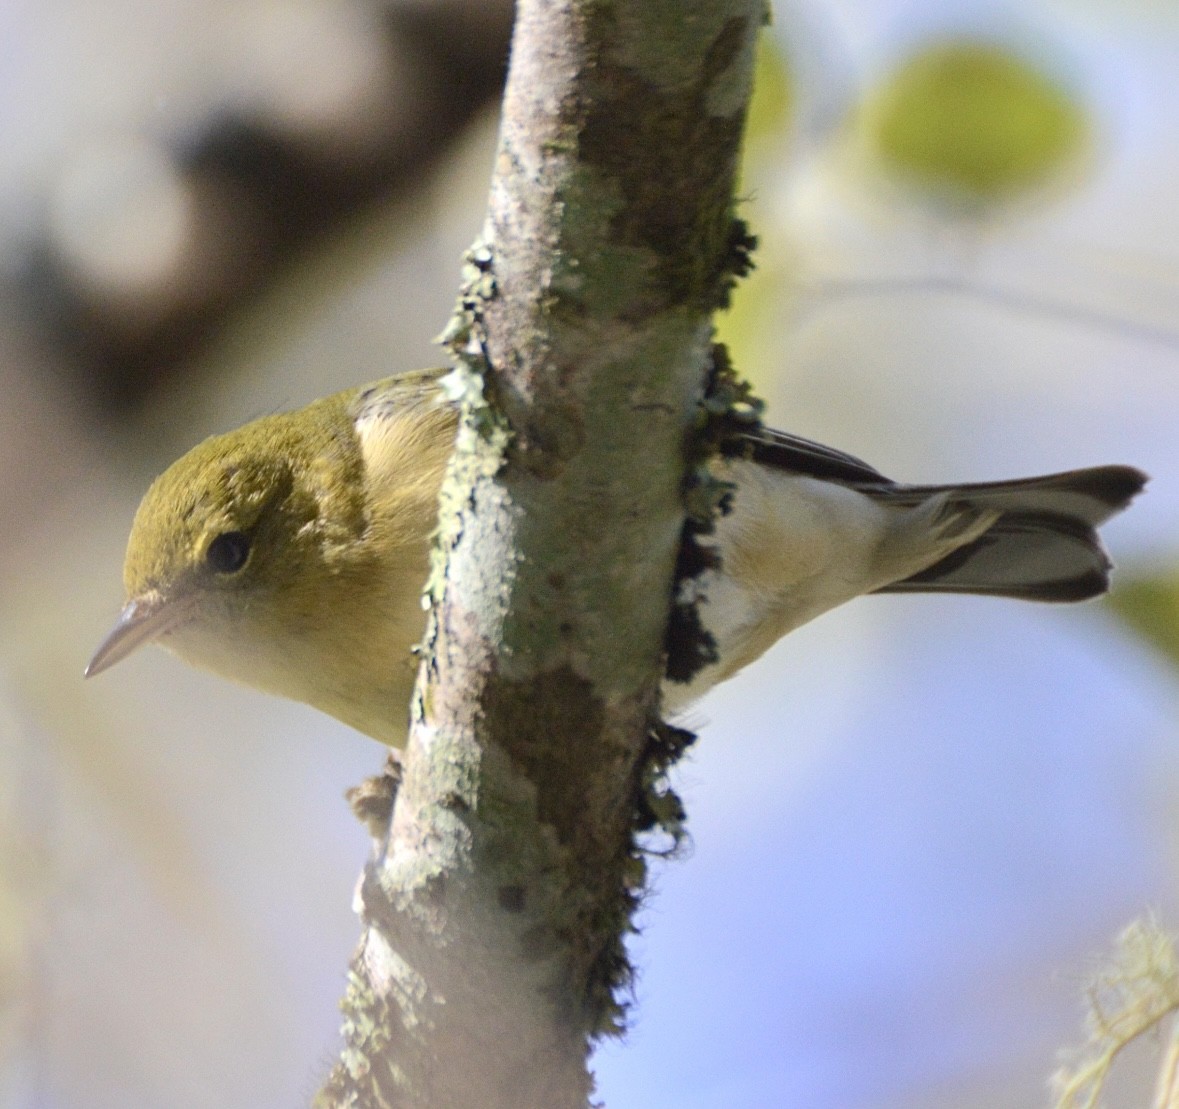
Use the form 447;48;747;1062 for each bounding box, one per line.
320;3;764;1105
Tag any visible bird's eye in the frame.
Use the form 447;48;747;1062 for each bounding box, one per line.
205;531;251;574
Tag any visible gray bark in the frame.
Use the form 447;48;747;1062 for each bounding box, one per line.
320;3;764;1105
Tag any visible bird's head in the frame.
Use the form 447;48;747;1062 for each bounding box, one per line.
87;400;369;681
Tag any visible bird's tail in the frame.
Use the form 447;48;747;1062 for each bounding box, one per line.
872;465;1147;602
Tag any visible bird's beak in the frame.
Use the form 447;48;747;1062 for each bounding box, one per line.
85;592;190;678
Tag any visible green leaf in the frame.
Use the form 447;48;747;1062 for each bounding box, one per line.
860;40;1089;207
1108;572;1179;666
743;34;794;150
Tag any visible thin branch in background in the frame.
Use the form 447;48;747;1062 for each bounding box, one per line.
801;276;1179;352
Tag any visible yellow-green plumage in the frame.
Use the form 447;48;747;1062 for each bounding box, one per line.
111;369;457;745
89;366;1143;747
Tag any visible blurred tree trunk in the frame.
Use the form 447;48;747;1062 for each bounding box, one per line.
319;2;765;1106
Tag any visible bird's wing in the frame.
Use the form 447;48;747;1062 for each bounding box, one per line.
351;367;452;428
731;426;894;486
350;369;460;539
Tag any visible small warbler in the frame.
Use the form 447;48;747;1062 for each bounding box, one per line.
87;367;1146;746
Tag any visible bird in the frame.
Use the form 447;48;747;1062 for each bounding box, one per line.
86;367;1147;746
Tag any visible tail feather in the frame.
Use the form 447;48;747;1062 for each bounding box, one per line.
871;465;1147;602
872;464;1146;527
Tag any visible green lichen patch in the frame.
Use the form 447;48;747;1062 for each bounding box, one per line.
574;13;758;314
633;719;697;847
665;342;763;684
591;717;698;1038
316;968;398;1107
426;240;515;612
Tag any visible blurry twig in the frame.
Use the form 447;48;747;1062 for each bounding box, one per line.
1053;916;1179;1109
801;275;1179;353
1156;1023;1179;1109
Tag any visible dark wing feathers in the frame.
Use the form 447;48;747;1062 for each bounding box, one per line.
739;424;1147;603
731;427;891;485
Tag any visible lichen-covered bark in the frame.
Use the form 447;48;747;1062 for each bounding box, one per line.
320;3;764;1106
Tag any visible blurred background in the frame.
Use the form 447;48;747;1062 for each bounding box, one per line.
1;0;1177;1105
